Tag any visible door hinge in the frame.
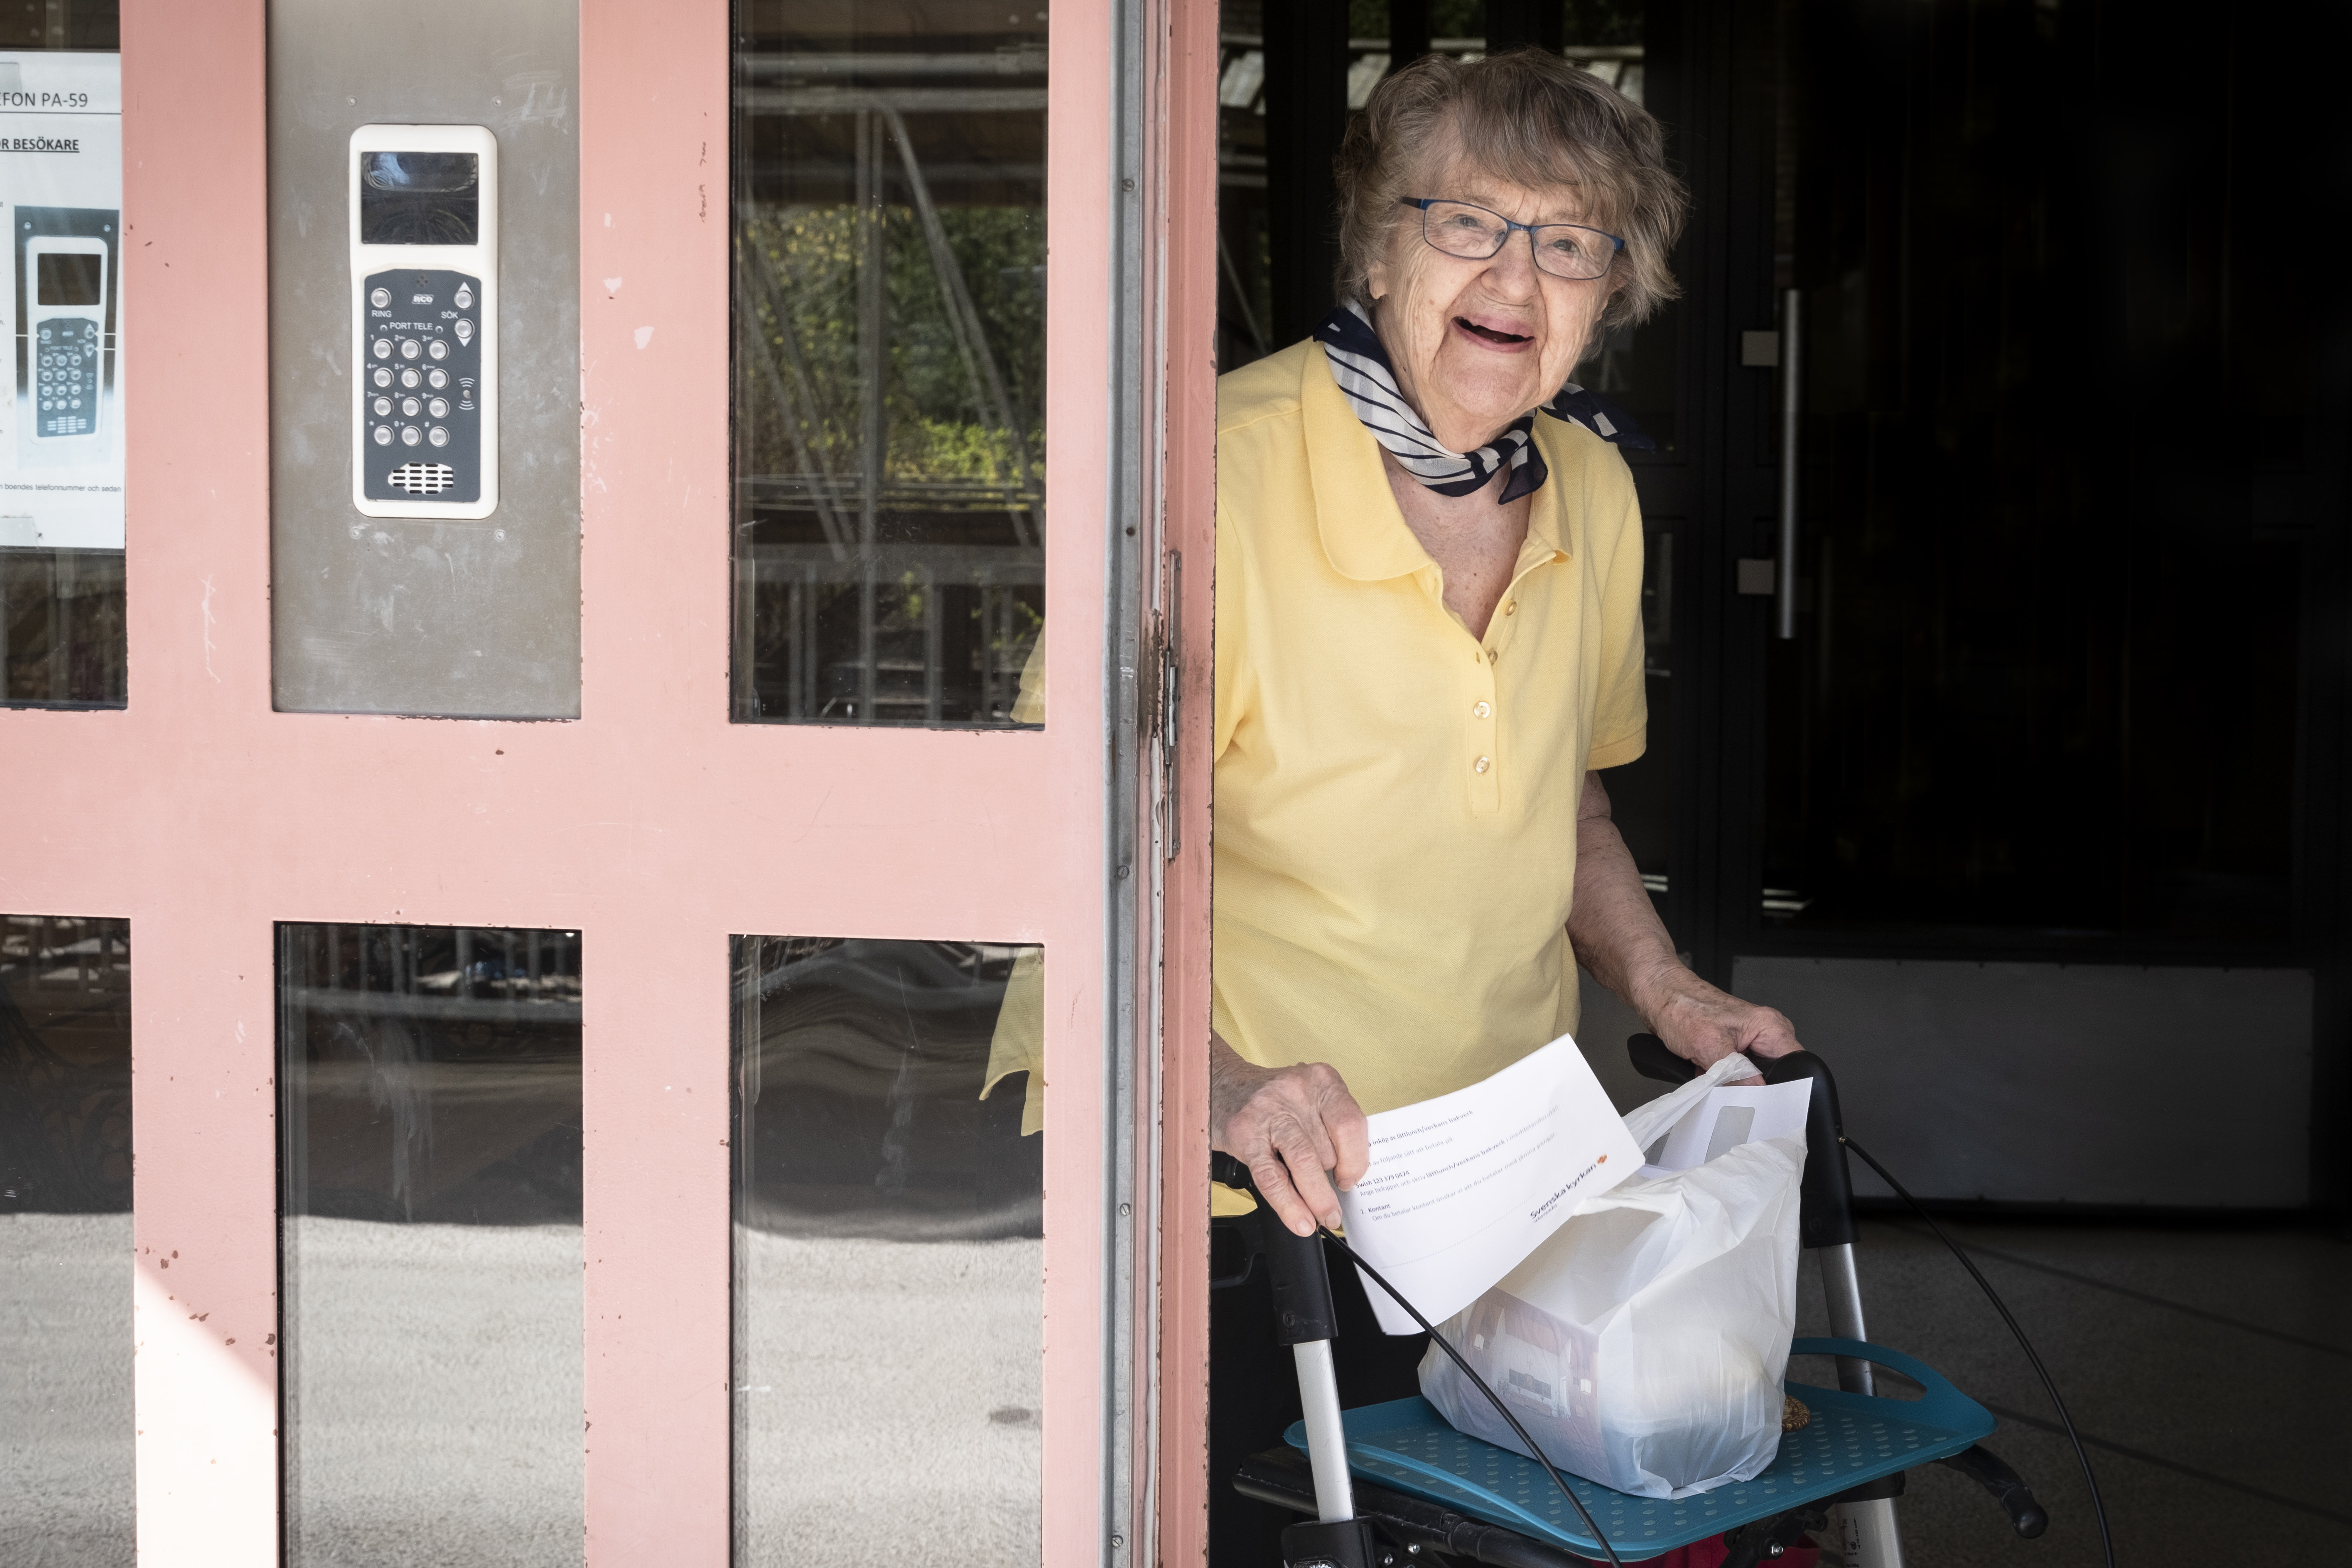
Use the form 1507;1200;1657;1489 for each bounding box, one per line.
1158;551;1182;859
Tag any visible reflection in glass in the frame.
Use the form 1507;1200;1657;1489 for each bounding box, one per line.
278;925;582;1566
0;914;132;1564
733;937;1042;1565
730;5;1048;726
2;11;126;708
2;550;126;707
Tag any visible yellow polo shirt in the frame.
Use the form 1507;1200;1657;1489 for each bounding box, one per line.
1213;340;1648;1116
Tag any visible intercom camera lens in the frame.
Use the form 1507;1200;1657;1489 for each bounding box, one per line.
370;287;391;309
373;339;392;359
400;339;421;360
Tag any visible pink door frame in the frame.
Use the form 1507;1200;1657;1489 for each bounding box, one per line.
1154;0;1222;1560
0;0;1234;1561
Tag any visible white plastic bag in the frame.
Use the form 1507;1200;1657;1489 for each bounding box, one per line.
1417;1052;1807;1498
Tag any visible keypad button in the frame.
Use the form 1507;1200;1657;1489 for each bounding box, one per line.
369;286;391;308
427;368;449;390
401;397;420;418
400;425;422;447
373;425;393;446
373;367;393;388
428;425;450;448
373;339;393;359
454;319;474;346
399;339;421;360
427;397;449;418
426;339;447;361
373;397;392;417
69;398;80;410
400;368;421;390
453;284;474;309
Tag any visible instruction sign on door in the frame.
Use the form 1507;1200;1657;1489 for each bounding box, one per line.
0;52;122;550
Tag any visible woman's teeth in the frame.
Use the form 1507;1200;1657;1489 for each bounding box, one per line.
1456;317;1530;344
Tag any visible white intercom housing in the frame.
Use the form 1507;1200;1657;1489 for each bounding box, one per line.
25;234;110;453
349;123;498;519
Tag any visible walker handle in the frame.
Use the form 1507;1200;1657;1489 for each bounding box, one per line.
1626;1031;1696;1084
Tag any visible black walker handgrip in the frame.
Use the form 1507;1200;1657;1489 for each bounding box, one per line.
1626;1031;1697;1085
1210;1151;1340;1344
1755;1049;1859;1251
1935;1444;2050;1539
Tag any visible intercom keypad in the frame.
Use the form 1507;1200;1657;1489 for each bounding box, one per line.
359;268;482;503
35;319;101;439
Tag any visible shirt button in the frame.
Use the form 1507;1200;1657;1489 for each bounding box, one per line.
1487;648;1498;663
1473;701;1491;719
1504;601;1518;616
1474;756;1491;774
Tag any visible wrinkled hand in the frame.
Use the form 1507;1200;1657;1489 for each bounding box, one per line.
1209;1034;1368;1238
1641;965;1801;1084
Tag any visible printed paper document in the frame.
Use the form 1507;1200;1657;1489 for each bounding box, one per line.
1336;1034;1643;1335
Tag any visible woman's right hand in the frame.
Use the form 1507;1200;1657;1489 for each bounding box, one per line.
1209;1032;1369;1238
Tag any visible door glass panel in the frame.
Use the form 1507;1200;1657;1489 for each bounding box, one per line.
2;16;126;709
732;936;1042;1564
1761;4;2296;940
0;913;132;1563
278;924;583;1566
730;5;1048;728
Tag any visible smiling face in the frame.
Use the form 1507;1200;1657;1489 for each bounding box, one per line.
1363;144;1616;454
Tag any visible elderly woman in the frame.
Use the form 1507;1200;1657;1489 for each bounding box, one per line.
1208;48;1805;1559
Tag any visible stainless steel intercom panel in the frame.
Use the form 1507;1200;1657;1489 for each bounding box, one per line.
349;124;497;519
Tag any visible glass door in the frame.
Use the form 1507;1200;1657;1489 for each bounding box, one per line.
0;0;1210;1562
1754;0;2306;953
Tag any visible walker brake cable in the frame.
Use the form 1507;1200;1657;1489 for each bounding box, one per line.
1316;1226;1626;1568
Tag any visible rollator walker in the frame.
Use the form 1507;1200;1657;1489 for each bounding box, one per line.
1216;1038;2058;1568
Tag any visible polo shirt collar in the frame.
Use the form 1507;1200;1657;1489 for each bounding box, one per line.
1303;347;1576;582
1303;347;1430;581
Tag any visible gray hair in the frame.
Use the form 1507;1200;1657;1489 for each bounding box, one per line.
1332;48;1687;330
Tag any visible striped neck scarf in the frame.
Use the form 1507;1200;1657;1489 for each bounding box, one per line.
1313;301;1652;504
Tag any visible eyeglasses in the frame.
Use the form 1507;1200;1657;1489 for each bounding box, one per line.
1398;198;1625;282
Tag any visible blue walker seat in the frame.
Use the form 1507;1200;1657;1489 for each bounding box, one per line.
1282;1337;1994;1563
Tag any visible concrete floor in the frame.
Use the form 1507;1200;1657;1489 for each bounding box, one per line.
5;1211;2345;1566
1799;1215;2352;1568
